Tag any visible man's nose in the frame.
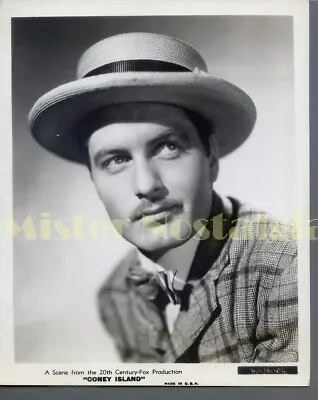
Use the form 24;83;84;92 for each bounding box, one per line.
133;158;164;199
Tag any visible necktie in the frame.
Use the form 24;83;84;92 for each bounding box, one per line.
126;265;186;306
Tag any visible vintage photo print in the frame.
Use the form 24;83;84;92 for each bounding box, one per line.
0;0;310;386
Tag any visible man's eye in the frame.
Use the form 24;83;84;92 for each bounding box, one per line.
102;156;130;170
154;143;181;158
112;156;129;165
166;144;177;151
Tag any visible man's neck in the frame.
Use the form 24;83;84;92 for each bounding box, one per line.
138;196;214;283
138;232;201;284
137;191;235;283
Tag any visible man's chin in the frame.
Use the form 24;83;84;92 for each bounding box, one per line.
120;216;196;254
125;232;188;255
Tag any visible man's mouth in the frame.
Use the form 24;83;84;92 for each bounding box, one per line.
142;204;179;217
133;204;183;224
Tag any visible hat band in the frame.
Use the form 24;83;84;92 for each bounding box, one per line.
83;59;192;78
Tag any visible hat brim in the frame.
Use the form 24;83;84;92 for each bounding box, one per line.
28;71;257;163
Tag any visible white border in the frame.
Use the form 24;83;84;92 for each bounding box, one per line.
0;0;310;387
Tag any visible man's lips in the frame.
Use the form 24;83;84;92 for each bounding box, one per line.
132;203;183;222
142;204;180;217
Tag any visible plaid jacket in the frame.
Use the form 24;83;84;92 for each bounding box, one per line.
98;195;298;363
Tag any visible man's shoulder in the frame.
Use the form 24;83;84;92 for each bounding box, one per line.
98;248;138;296
218;197;298;293
227;197;298;259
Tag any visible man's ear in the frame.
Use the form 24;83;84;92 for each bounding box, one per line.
208;135;219;183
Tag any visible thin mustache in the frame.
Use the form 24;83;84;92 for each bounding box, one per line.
130;200;183;222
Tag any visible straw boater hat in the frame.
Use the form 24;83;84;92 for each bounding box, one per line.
29;32;257;163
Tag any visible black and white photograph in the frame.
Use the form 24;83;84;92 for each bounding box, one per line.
0;0;310;386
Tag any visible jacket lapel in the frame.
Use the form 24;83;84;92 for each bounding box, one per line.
163;193;236;362
128;284;168;358
162;244;230;362
125;254;170;359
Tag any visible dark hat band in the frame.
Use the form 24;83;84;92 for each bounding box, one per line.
83;59;192;78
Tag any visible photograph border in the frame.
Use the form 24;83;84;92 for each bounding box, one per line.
0;0;310;387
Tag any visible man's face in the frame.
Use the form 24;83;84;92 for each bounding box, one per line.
87;103;217;255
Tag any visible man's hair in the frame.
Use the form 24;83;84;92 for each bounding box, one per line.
76;106;217;171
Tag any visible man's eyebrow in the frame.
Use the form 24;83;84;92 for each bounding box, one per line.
148;129;190;146
93;148;127;164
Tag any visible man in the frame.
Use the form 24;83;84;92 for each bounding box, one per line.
29;32;298;363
